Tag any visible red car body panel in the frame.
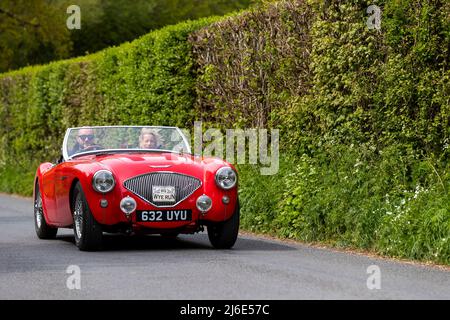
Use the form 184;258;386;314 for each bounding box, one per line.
35;152;238;233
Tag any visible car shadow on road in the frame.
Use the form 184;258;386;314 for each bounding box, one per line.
57;233;296;252
234;236;296;251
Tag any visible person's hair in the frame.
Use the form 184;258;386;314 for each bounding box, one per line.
139;128;162;148
76;126;94;136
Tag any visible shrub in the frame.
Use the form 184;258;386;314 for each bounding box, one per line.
0;18;217;195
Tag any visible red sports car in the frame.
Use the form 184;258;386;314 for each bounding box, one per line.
34;126;239;251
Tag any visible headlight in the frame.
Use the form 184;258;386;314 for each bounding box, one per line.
120;196;137;215
215;167;237;190
92;170;115;193
196;195;212;213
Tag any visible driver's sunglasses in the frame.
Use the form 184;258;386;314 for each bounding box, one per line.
78;134;94;141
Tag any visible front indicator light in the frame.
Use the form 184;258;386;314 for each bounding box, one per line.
100;199;108;208
222;196;230;204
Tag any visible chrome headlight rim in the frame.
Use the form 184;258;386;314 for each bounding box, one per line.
215;166;237;190
196;194;212;213
92;170;116;193
120;196;137;215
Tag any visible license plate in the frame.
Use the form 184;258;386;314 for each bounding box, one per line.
152;186;176;203
136;210;192;222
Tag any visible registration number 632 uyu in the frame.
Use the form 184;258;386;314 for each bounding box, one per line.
136;210;192;222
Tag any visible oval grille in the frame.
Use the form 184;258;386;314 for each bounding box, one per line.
123;172;202;207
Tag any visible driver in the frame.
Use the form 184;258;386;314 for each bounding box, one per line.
69;128;100;155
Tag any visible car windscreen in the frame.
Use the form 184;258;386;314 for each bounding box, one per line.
65;127;190;158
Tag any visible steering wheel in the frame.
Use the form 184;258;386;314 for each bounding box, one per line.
82;144;103;152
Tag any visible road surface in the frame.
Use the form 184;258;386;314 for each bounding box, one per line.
0;193;448;299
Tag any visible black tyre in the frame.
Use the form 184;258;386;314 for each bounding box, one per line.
207;200;240;249
34;182;58;239
72;182;103;251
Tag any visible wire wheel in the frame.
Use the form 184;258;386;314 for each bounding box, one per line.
73;194;84;240
34;181;57;239
34;189;43;229
71;182;103;251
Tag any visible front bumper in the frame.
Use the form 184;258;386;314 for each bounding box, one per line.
88;187;238;229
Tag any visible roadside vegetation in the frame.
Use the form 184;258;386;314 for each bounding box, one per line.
0;0;255;73
0;0;448;264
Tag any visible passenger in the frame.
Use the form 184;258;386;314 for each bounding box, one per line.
139;128;162;149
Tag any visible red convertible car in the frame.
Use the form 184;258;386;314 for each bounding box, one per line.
34;126;239;251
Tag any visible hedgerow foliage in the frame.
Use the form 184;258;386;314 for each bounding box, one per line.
190;0;313;128
190;0;449;264
0;0;448;263
278;0;450;263
0;18;216;194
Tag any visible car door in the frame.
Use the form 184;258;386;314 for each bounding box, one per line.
41;165;58;224
54;162;75;226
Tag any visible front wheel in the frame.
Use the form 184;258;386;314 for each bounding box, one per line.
207;201;240;249
34;182;58;239
72;182;103;251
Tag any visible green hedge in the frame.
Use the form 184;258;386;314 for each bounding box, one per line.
190;0;314;128
189;0;449;264
0;18;217;195
0;0;449;264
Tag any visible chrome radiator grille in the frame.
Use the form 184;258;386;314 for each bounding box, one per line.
123;172;202;207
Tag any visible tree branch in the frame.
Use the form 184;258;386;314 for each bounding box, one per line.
0;7;40;28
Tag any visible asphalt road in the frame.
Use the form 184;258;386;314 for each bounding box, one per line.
0;193;449;300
